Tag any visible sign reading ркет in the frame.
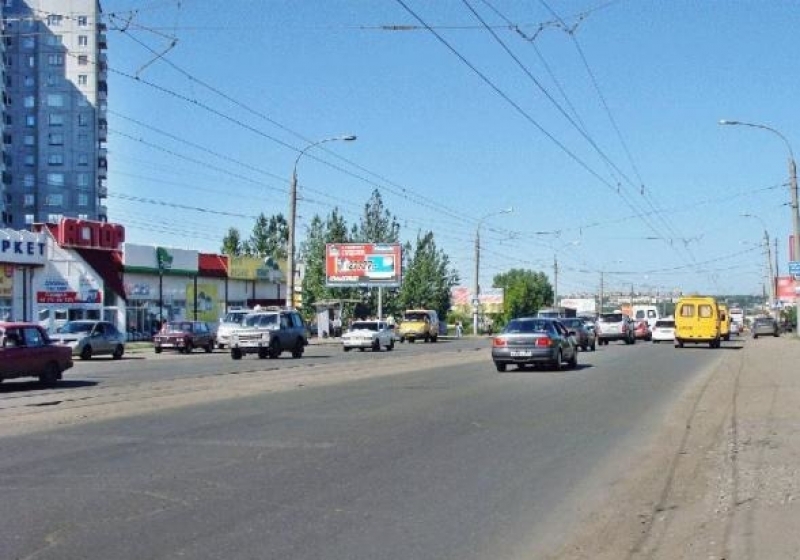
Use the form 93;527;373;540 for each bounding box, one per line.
325;243;402;287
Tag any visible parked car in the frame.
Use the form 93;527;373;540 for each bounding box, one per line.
491;317;578;372
229;308;308;360
651;319;676;343
560;317;596;351
342;320;395;352
596;312;635;345
153;321;216;354
216;308;251;349
0;322;73;386
751;317;779;339
50;320;126;360
634;320;652;341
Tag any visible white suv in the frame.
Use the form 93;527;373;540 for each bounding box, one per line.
229;309;308;360
216;309;251;349
342;320;395;352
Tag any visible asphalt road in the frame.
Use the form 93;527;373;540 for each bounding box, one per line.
0;337;736;560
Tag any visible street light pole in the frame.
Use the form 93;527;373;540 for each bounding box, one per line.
742;213;777;320
473;207;513;336
286;135;356;308
720;119;799;335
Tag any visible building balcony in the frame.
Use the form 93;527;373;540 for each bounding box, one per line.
98;167;107;180
98;185;108;198
98;33;107;49
97;205;108;222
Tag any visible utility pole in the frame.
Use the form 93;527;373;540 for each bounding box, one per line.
764;230;777;321
598;271;604;315
473;228;480;336
553;255;558;306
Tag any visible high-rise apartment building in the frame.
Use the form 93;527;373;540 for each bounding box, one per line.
1;0;107;229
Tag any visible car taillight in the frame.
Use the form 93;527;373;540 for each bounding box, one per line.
492;337;507;347
536;337;552;347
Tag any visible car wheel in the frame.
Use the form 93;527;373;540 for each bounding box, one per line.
291;339;304;358
431;335;438;343
591;341;596;351
495;362;506;373
372;339;381;352
183;341;193;354
257;347;268;359
205;341;213;353
358;347;365;352
38;362;60;387
268;338;281;359
154;347;163;354
386;339;394;351
343;346;351;352
112;345;124;360
217;343;225;350
424;334;430;343
581;344;588;351
675;339;684;348
80;345;93;360
568;349;578;369
552;349;563;371
231;348;242;360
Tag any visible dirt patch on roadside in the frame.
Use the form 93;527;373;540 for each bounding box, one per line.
546;338;800;560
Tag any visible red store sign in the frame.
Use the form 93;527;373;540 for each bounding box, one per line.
37;290;103;304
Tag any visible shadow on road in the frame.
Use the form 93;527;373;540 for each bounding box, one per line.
0;379;99;394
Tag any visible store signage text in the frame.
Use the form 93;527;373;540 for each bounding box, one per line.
1;238;45;257
56;218;125;250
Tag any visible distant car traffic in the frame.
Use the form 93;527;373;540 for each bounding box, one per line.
342;320;395;352
50;320;126;360
491;317;578;372
651;319;675;343
0;322;73;386
751;317;779;339
596;313;635;345
153;321;216;354
560;317;596;351
634;320;652;341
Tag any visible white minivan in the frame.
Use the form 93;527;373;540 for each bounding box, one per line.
632;305;660;329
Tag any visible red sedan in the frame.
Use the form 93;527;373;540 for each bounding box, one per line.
634;320;652;341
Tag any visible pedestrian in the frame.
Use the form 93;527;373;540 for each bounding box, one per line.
456;320;463;338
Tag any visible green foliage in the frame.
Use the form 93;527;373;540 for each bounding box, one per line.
247;213;288;260
398;231;458;322
492;269;553;321
299;209;355;311
220;227;243;256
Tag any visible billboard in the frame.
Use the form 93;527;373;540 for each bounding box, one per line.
325;243;402;287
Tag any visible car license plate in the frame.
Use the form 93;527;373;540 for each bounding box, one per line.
510;350;532;357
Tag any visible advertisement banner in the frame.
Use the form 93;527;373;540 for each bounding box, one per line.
228;256;283;282
122;243;198;275
37;290;103;304
776;276;798;302
325;243;402;287
186;283;219;323
0;265;13;298
0;229;47;265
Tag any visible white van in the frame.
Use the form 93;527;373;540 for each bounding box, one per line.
632;305;660;329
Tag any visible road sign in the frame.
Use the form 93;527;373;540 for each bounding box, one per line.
789;261;800;276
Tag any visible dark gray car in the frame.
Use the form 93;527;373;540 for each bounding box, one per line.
560;317;596;351
491;317;578;372
751;317;779;338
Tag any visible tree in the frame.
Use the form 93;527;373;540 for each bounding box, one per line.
492;269;553;322
398;231;458;322
220;227;243;256
247;213;288;260
299;208;353;313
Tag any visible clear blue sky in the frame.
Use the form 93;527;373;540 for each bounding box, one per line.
100;0;800;298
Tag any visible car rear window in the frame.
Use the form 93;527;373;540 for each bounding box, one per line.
351;322;379;331
599;313;624;323
504;319;551;334
654;320;675;328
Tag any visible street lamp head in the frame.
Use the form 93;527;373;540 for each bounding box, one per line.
502;206;513;214
719;119;740;126
341;135;357;141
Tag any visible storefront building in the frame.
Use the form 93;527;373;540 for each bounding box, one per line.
0;228;48;321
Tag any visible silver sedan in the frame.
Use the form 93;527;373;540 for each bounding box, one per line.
491;317;578;372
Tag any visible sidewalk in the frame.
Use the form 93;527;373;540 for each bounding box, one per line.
554;334;800;559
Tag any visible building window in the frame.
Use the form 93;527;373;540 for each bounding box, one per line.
46;35;63;46
24;154;35;166
48;54;63;66
46;173;64;187
77;15;88;26
77;55;88;66
46;14;63;26
77;193;89;207
77;96;89;107
25;114;35;127
77;133;88;145
27;55;35;68
48;133;64;145
23;174;34;188
45;194;63;206
47;214;63;223
48;113;64;126
23;75;34;87
78;153;89;166
77;74;88;86
25;214;34;225
23;134;35;146
78;35;88;47
77;173;89;187
23;194;34;207
22;36;34;49
2;134;10;145
78;113;90;126
23;95;34;108
48;154;64;165
47;94;64;107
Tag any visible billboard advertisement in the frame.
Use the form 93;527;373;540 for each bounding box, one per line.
325;243;402;287
776;276;798;302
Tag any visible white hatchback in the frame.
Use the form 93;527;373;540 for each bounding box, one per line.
342;320;395;352
651;318;676;343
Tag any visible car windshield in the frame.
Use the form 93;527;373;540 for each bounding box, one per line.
351;321;378;331
57;321;94;334
222;312;247;324
504;319;551;334
165;322;193;333
561;319;583;329
243;314;278;328
404;313;428;322
599;314;624;323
